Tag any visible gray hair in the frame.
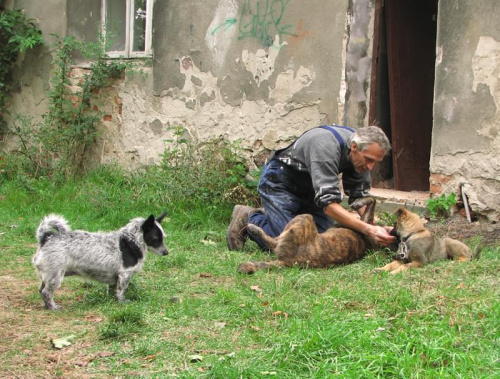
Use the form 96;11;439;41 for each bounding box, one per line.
348;125;391;154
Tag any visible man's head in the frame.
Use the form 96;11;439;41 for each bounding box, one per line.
348;126;391;173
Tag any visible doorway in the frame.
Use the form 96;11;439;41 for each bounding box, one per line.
369;0;438;192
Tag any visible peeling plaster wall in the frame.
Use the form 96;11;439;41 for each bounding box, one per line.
4;0;369;171
341;0;375;127
432;1;500;221
143;0;350;168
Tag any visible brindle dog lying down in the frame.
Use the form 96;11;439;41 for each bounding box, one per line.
238;196;378;274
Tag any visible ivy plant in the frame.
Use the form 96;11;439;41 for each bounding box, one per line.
0;8;44;128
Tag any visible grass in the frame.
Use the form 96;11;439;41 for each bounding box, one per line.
0;168;499;378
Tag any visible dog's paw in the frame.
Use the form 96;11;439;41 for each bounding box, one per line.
238;262;256;274
47;304;62;311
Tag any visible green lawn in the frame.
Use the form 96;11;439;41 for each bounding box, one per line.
0;172;498;378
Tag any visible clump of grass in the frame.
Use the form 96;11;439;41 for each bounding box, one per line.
99;307;145;340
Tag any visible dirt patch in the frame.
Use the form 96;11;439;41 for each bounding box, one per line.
426;214;500;246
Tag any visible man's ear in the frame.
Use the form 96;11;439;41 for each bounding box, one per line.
350;142;358;152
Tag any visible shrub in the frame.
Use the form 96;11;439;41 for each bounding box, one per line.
426;193;457;219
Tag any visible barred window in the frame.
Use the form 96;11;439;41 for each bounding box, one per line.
102;0;152;58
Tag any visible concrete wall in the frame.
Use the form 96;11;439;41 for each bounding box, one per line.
432;0;500;221
3;0;500;221
5;0;378;169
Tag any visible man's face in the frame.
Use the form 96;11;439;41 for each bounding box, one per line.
349;142;385;173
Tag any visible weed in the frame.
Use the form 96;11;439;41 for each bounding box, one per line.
427;193;457;219
3;31;130;180
0;8;44;129
376;209;397;226
155;125;260;206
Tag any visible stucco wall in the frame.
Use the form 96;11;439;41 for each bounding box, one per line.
432;1;500;221
5;0;377;169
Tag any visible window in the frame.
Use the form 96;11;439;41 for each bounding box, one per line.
101;0;153;58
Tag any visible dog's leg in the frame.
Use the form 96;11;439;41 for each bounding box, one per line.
375;260;403;273
389;261;423;274
115;273;133;302
238;260;287;274
246;224;278;251
351;196;376;224
40;273;63;310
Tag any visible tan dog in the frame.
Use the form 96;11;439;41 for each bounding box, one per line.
376;207;478;274
238;196;377;274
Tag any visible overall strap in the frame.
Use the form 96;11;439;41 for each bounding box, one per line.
319;125;355;150
271;125;355;161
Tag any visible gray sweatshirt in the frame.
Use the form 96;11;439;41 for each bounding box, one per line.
276;126;371;209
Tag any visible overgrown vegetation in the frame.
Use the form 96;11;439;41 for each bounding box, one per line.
427;193;457;219
154;125;260;207
3;33;129;179
0;7;44;129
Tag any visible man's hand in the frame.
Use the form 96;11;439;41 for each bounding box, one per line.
366;225;397;246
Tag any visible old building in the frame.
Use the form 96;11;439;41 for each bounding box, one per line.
3;0;499;221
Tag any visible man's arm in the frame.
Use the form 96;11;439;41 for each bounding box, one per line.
324;202;396;246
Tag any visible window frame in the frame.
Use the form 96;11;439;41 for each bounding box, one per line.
101;0;153;58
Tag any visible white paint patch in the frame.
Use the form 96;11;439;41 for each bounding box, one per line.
472;36;500;146
472;36;500;99
270;66;316;103
205;0;238;67
241;35;286;86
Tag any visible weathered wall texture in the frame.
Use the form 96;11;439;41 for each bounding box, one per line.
4;0;500;220
432;1;500;221
5;0;375;170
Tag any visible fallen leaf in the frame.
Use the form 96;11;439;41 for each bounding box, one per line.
250;325;260;331
200;240;216;246
199;272;212;278
455;282;466;289
214;321;227;329
188;354;204;363
250;285;261;292
272;311;289;318
96;351;115;358
144;354;158;361
51;335;75;349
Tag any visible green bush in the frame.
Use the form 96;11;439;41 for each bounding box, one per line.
3;33;129;180
426;192;457;219
0;8;44;128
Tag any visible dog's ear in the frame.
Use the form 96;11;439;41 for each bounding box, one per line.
142;215;156;231
394;208;404;217
156;211;167;224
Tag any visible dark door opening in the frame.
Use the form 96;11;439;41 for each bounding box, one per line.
369;0;438;191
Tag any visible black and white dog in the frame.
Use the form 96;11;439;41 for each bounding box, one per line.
32;212;168;310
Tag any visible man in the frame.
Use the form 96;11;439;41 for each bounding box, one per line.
227;125;396;251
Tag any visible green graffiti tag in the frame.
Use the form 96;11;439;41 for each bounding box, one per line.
239;0;296;46
210;18;238;36
209;0;296;47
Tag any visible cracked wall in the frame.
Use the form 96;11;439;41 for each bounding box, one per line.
432;1;500;221
82;0;350;169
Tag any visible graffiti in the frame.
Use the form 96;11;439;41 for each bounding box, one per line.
239;0;295;46
288;19;312;56
210;18;237;36
210;0;296;47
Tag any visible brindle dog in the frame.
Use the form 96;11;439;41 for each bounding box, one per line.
238;196;378;274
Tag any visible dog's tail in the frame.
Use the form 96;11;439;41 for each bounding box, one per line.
36;214;71;246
